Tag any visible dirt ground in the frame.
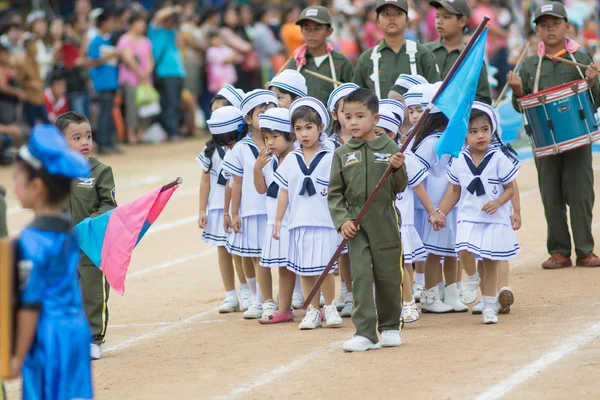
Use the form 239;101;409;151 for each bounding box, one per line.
3;139;600;400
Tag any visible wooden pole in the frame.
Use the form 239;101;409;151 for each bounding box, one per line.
494;42;530;108
545;54;590;69
160;177;182;192
304;69;343;86
302;16;491;310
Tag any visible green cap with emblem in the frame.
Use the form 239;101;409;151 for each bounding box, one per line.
533;1;568;23
429;0;471;19
296;6;332;26
375;0;409;14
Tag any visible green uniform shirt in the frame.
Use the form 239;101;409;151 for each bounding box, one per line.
425;39;492;105
287;50;354;106
65;157;116;265
512;50;600;111
353;39;441;98
328;134;407;231
0;185;7;238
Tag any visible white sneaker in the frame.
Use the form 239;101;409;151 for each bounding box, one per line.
218;296;240;313
340;296;353;317
381;330;402;347
483;308;498;324
319;293;325;307
402;299;419;323
324;301;343;327
299;305;322;330
413;284;425;302
90;344;102;360
443;283;468;312
260;301;277;321
343;335;381;352
291;292;305;310
243;302;263;319
420;286;453;314
240;286;251;311
471;298;484;314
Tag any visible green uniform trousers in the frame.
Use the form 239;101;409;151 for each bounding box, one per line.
79;263;110;345
0;187;7;238
535;144;595;259
348;204;403;344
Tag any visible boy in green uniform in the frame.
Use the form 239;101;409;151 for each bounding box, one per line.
328;88;407;352
353;0;440;99
509;2;600;269
287;6;354;106
57;111;117;359
426;0;492;104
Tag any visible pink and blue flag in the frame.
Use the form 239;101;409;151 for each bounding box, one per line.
75;183;179;295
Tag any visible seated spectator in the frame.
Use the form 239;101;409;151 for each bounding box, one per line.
0;43;25;127
18;34;50;127
0;22;25;62
206;30;238;94
44;69;69;123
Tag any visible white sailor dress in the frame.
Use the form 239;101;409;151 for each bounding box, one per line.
196;145;229;246
260;156;290;268
274;147;339;276
413;131;458;257
395;152;428;264
222;136;268;257
448;147;520;260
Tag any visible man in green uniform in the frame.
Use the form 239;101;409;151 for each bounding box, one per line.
425;0;492;104
509;2;600;269
287;6;354;106
0;185;7;239
328;89;407;352
353;0;440;99
57;111;117;359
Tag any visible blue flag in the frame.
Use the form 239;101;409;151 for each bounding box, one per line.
434;28;488;158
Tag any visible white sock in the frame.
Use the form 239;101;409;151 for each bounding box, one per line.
240;283;249;291
294;275;303;295
483;296;496;310
345;292;353;301
415;273;425;286
226;290;237;300
247;277;257;297
340;282;347;295
466;272;480;292
255;287;264;306
437;282;445;298
456;281;463;290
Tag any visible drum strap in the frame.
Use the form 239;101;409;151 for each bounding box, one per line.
533;54;543;93
298;53;338;90
370;44;382;99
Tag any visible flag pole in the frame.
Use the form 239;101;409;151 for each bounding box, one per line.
161;177;183;192
302;16;491;310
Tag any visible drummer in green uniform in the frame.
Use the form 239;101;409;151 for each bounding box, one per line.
353;0;440;99
509;1;600;269
425;0;492;104
56;111;117;360
287;6;354;106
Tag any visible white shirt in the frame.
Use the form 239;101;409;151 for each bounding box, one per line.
413;132;453;207
196;145;228;211
395;152;428;226
222;137;267;218
447;148;519;226
274;147;335;230
264;156;289;226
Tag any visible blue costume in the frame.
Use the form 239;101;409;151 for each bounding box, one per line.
16;125;93;400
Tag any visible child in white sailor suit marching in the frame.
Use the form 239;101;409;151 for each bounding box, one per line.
198;106;250;314
431;105;520;325
273;97;344;330
222;89;278;320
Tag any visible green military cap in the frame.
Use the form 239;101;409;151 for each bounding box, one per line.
375;0;409;14
533;2;568;23
429;0;471;19
296;6;332;26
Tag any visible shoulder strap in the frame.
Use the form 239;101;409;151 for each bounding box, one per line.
246;142;259;159
406;40;418;75
370;44;382;98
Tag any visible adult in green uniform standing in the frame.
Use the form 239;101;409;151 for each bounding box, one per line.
287;6;354;107
425;0;492;105
0;185;7;238
353;0;440;99
57;111;117;359
509;2;600;269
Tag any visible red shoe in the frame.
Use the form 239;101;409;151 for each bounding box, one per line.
576;252;600;267
541;253;572;269
258;309;294;324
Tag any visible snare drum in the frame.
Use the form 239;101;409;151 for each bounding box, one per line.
518;80;600;158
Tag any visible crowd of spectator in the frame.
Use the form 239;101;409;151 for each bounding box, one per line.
0;0;597;165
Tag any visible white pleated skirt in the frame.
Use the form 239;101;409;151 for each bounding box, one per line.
287;226;339;276
260;223;289;268
226;214;267;257
201;209;228;247
455;221;520;260
415;207;458;257
401;224;427;264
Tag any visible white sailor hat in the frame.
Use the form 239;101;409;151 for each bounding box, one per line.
268;70;308;99
471;101;498;134
379;99;405;125
404;84;426;108
420;82;442;114
217;85;245;109
377;107;402;133
240;89;278;117
392;74;429;94
327;82;359;112
259;108;292;133
290;97;330;127
207;106;245;135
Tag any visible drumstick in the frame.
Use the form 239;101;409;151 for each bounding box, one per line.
494;42;530;108
304;69;343;86
545;54;590;69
